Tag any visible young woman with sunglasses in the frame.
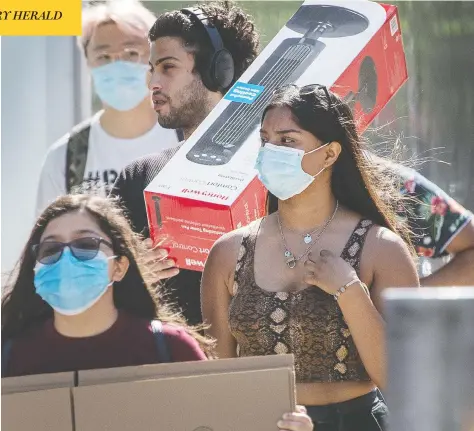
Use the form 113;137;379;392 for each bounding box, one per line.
2;194;313;431
201;84;420;430
1;194;213;377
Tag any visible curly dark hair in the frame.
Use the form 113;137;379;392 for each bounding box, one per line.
148;0;260;92
1;194;215;357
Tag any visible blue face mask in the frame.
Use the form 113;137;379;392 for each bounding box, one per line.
90;61;150;111
34;248;115;316
255;142;329;201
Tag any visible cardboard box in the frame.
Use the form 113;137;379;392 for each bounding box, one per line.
145;0;408;271
1;372;75;431
2;355;296;431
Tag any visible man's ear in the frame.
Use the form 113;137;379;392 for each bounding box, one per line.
112;256;130;282
323;141;342;168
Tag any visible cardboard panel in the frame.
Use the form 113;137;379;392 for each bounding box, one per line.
2;387;74;431
1;372;75;395
74;368;295;431
78;354;295;385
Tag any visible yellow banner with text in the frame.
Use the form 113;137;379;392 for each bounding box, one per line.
0;0;82;36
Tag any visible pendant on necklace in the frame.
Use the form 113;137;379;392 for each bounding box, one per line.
304;234;312;244
284;250;297;269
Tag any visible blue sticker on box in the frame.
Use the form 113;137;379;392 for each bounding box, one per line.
224;82;265;104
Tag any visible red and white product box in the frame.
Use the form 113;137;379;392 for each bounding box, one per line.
145;0;408;271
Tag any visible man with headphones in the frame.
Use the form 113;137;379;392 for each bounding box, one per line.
110;2;260;326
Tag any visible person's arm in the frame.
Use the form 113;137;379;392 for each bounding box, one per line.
109;153;180;281
304;227;419;389
35;137;68;216
421;217;474;286
109;146;181;234
109;159;147;233
201;232;241;359
399;170;474;287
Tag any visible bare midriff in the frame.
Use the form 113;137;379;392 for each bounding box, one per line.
296;381;376;406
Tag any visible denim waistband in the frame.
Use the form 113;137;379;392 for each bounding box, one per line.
305;389;379;421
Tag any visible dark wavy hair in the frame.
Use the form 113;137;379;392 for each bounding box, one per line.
1;194;214;356
262;84;414;250
148;0;260;92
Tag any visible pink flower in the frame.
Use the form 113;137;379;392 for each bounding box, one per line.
404;178;416;194
417;246;435;257
431;196;448;215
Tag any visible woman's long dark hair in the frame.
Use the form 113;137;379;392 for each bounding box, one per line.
1;194;214;356
263;84;413;250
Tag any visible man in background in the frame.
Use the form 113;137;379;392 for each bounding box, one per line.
110;1;261;325
36;0;180;215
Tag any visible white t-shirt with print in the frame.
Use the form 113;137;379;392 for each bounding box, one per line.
35;110;179;216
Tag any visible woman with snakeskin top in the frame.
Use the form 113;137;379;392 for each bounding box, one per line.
201;84;420;431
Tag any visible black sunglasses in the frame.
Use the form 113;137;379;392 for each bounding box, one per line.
32;237;114;265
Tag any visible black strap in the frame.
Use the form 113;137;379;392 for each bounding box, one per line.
2;339;13;377
150;320;172;363
65;120;183;194
175;128;185;142
65;119;92;193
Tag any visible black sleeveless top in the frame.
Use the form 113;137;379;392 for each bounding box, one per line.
228;218;374;383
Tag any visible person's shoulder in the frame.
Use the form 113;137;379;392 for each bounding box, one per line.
359;222;417;285
363;223;412;264
344;210;405;253
8;319;53;346
161;323;190;339
366;224;405;246
121;144;183;178
161;323;207;361
205;218;263;278
45;116;96;156
342;213;394;251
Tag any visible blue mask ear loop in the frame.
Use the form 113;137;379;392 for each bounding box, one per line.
304;141;330;156
302;142;331;178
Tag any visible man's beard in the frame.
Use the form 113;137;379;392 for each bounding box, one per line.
157;78;211;132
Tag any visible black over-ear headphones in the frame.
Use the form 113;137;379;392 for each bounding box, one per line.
180;7;235;92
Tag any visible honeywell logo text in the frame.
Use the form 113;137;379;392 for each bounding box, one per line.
182;188;229;201
185;258;205;268
243;201;251;224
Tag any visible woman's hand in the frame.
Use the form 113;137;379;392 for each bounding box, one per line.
277;405;314;430
143;238;179;281
304;250;358;295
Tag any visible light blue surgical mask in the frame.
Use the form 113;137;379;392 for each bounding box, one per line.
255;142;329;201
34;248;115;316
91;61;149;111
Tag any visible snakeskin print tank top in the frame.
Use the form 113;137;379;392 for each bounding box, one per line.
228;217;374;383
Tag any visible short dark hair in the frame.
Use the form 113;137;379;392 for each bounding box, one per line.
148;1;260;92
